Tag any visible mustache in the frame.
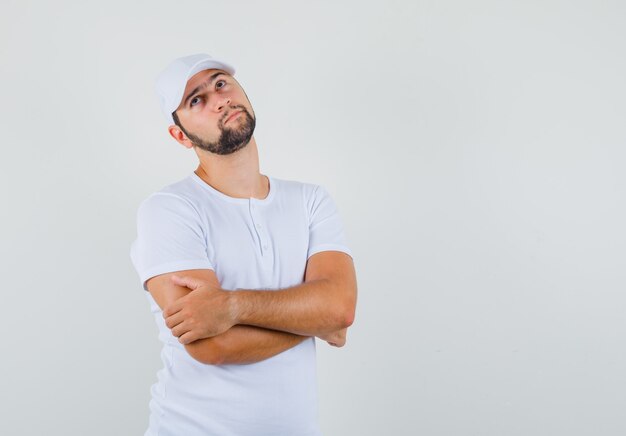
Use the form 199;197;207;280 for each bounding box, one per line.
223;106;248;123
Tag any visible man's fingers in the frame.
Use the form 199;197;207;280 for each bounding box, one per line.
162;298;184;318
171;274;201;290
178;331;196;345
164;311;185;329
171;321;189;339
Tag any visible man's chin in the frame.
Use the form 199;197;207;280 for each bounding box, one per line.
216;143;247;156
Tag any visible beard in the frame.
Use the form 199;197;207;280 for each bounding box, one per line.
186;105;256;155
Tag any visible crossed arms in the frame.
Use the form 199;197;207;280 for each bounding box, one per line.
145;250;358;365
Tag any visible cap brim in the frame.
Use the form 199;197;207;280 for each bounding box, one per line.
170;59;236;119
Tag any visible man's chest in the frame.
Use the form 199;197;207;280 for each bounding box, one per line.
200;200;310;289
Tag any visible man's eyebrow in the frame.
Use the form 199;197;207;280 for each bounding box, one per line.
182;71;227;107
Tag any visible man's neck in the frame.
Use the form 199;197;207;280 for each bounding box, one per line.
194;136;269;200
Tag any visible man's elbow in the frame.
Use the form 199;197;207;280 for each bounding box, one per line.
340;308;355;329
185;339;224;366
339;283;357;329
338;296;356;329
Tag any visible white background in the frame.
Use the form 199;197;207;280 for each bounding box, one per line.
1;1;625;435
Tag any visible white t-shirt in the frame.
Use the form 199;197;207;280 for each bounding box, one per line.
130;172;353;436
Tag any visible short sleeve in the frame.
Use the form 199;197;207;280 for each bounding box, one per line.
129;193;214;291
306;185;353;260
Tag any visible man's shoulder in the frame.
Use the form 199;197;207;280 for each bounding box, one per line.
138;174;203;213
153;173;200;197
272;175;320;198
273;177;339;211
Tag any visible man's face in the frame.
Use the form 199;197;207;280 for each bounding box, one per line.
172;68;256;155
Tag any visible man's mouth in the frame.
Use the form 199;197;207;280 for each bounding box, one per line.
225;110;242;124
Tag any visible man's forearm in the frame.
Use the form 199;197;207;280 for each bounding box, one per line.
230;278;355;337
189;324;310;365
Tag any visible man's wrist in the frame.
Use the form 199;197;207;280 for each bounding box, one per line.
228;289;245;325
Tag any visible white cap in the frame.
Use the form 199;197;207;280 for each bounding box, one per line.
155;53;236;125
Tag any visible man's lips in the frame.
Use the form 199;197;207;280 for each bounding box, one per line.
225;110;242;123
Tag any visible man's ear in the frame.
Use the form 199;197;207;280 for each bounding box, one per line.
168;125;194;149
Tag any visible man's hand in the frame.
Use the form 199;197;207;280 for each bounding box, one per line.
317;328;348;347
167;251;356;342
163;275;237;345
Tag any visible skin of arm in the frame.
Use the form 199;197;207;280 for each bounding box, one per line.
146;269;310;365
233;251;357;336
165;250;358;340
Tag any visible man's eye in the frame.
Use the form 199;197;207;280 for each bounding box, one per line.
190;80;227;107
190;81;226;107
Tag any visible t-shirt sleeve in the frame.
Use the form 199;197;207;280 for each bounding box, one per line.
306;184;353;260
130;193;214;291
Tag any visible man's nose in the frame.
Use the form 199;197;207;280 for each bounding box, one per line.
216;96;231;111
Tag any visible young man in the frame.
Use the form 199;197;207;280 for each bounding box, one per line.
130;53;358;435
